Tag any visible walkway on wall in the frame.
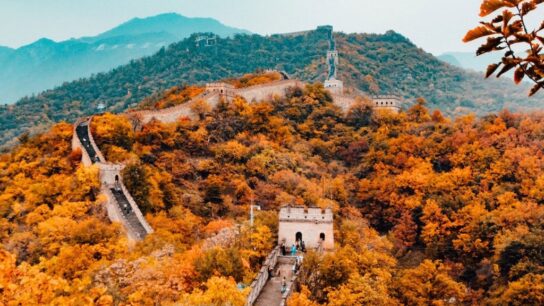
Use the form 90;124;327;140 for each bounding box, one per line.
254;257;297;306
245;246;301;306
109;187;149;239
75;122;100;163
74;117;152;241
326;27;337;80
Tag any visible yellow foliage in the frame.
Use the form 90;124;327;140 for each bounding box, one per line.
183;276;247;306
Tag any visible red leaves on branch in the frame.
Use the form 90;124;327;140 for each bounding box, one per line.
466;0;544;96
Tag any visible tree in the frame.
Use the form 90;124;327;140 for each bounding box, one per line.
183;276;247;306
464;0;544;96
190;99;212;120
394;260;467;305
194;247;245;282
492;273;544;305
346;98;374;129
122;163;152;214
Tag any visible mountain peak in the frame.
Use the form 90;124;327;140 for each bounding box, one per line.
32;38;56;46
95;12;249;41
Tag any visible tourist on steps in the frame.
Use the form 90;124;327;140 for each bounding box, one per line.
291;244;296;256
281;277;287;294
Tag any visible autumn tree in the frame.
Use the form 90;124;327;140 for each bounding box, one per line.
393;260;467;305
194;247;245;282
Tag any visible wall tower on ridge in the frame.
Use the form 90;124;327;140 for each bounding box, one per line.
323;25;344;95
278;206;334;251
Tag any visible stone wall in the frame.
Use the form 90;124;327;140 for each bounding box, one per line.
128;79;303;126
72;117;153;241
72;119;92;167
128;91;223;125
246;246;281;306
128;78;401;128
236;80;303;103
330;93;358;112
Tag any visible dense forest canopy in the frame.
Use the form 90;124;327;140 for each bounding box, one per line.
1;80;544;304
0;27;535;149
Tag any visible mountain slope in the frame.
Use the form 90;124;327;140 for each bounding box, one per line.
0;45;13;60
0;13;249;104
0;28;536;148
2;80;544;304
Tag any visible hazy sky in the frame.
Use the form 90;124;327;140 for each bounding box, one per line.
0;0;490;54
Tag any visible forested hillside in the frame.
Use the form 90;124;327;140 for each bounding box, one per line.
0;27;535;149
2;82;543;304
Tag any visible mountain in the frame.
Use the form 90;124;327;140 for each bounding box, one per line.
0;13;249;104
0;28;537;148
438;51;502;72
0;45;13;60
87;13;246;42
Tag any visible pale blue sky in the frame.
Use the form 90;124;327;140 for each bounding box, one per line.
0;0;502;54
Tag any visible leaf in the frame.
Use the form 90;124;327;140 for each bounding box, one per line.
510;20;524;33
502;10;515;29
535;67;544;78
497;63;516;77
513;33;533;43
486;63;501;78
480;0;514;17
521;2;537;15
476;37;504;55
529;83;543;96
491;15;504;23
539;21;544;32
463;26;496;42
514;66;525;84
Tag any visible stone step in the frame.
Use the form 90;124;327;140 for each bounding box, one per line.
110;188;148;239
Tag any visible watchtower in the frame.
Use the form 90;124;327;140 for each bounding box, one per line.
324;78;344;95
205;82;235;97
278;206;334;251
372;95;402;113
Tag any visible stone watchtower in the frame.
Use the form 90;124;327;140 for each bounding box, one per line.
205;82;235;97
372;95;402;113
278;206;334;250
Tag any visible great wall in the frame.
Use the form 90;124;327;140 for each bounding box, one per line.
72;117;153;241
70;25;402;305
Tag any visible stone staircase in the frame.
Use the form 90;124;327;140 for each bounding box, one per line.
73;117;153;241
246;247;301;306
109;187;149;240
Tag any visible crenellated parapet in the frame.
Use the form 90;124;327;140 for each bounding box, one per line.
279;206;333;223
372;95;402;112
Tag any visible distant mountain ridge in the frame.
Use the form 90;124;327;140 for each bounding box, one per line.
438;51;502;72
0;13;249;104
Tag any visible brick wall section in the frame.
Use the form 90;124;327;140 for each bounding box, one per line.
128;80;304;125
127;79;401;127
72;117;153;241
